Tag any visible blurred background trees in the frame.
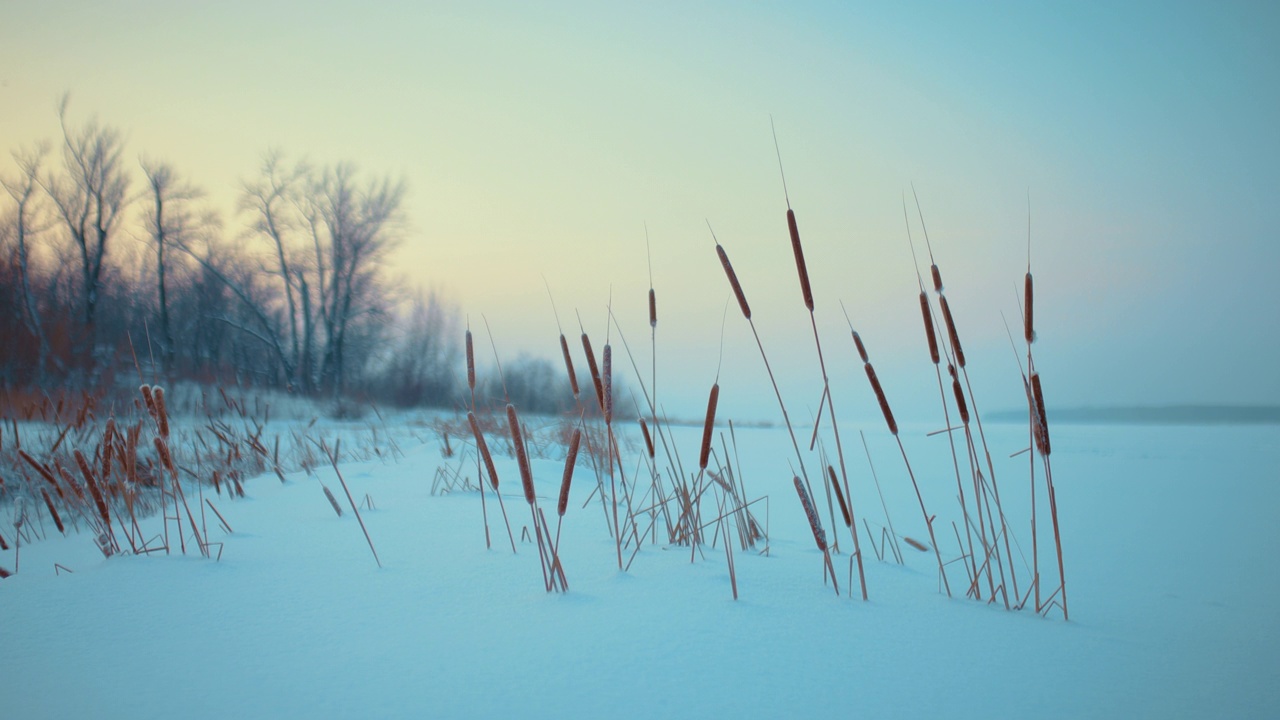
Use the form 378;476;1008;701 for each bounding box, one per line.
0;97;474;411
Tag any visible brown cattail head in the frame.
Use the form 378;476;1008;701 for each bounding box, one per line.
558;334;579;397
716;244;751;320
851;331;869;364
0;532;8;552
793;475;827;551
154;387;169;438
787;209;814;312
75;449;111;530
931;263;943;294
140;385;156;418
866;363;898;436
154;437;175;476
19;450;62;498
506;404;535;505
101;427;115;480
1031;372;1051;456
919;292;940;365
939;295;966;369
828;465;852;527
648;288;657;328
467;411;500;490
56;462;85;501
699;383;720;470
952;376;970;425
639;417;655;459
581;333;605;414
904;536;930;552
602;344;613;425
557;427;582;517
465;330;476;391
1024;272;1036;344
41;488;65;534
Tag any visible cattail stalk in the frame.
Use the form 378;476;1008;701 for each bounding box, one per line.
699;384;719;470
1024;272;1035;344
41;489;65;534
559;334;578;397
466;330;476;391
717;245;751;320
581;333;605;413
507;405;535;505
828;465;851;527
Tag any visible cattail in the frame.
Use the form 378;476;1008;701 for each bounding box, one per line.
793;475;827;552
919;292;940;365
1024;272;1035;344
828;465;851;527
19;450;63;498
851;331;869;364
41;489;65;534
602;344;613;425
75;450;111;530
558;428;582;516
716;244;751;320
467;412;500;490
322;485;343;517
140;385;156;419
0;531;8;551
581;333;605;413
699;383;719;470
56;462;85;501
939;295;966;368
648;288;657;328
787;209;814;311
1031;372;1051;456
506;404;535;505
0;566;10;579
101;433;115;481
212;470;222;495
559;334;578;397
904;536;930;552
465;329;476;391
154;386;169;438
154;437;175;475
639;417;655;459
952;376;969;425
931;263;943;294
865;363;898;436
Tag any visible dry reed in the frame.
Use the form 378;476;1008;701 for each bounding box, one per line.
559;334;579;397
558;428;582;517
507;404;535;505
828;465;851;528
581;333;605;413
699;383;719;470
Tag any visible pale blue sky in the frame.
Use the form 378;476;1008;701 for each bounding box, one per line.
2;1;1276;421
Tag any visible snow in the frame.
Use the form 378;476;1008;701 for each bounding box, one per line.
3;417;1278;719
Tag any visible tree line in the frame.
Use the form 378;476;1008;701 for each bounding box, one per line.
1;96;462;408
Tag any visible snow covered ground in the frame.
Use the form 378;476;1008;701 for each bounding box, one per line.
3;415;1277;719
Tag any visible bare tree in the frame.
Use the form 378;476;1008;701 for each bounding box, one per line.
40;95;131;358
302;163;405;397
1;143;59;377
375;287;461;406
240;150;314;392
140;158;209;375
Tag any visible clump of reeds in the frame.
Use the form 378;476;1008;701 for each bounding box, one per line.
770;124;867;598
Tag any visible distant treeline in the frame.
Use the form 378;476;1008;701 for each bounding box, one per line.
987;405;1280;426
0;95;566;411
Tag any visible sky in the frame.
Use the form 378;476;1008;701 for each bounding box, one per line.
2;0;1277;423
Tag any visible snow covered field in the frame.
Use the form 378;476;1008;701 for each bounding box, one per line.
3;415;1277;719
